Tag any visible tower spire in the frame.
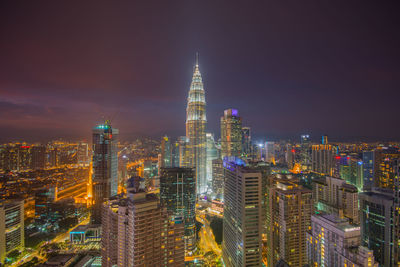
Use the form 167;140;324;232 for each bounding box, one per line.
195;52;199;67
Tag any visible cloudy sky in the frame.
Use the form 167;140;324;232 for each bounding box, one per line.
1;1;399;142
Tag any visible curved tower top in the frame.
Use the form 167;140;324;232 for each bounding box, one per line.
186;55;206;122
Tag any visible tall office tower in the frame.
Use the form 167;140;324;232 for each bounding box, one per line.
160;136;172;168
30;145;46;169
185;56;207;194
220;109;242;159
101;189;184;267
322;135;328;145
306;213;377;267
264;141;275;163
363;151;375;190
159;168;196;256
313;176;359;224
241;127;251;157
374;147;400;190
77;142;89;165
359;189;395;267
267;181;313;267
212;159;224;197
206;133;219;187
0;200;24;265
311;144;336;175
222;159;262;267
91;121;119;224
300;134;312;170
177;136;190;167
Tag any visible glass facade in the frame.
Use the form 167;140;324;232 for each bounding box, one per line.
186;58;207;194
91;121;118;224
220;109;242;159
159;167;196;256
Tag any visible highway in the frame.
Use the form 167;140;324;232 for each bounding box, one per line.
11;216;90;266
196;212;221;256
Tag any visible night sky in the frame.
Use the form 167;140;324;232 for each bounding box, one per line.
1;1;400;142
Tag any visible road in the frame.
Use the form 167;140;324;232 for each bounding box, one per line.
10;216;90;266
196;213;221;256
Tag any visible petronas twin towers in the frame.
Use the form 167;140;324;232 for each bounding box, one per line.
186;55;207;194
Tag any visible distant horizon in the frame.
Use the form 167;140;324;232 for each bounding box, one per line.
1;130;399;145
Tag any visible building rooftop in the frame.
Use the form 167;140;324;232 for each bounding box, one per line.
314;213;360;233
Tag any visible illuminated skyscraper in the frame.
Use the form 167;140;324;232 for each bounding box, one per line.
91;120;118;224
0;200;24;265
159;168;196;256
267;181;312;267
186;55;207;193
359;189;395;267
159;136;172;168
222;159;262;266
312;144;336;176
221;109;242;159
101;184;184;267
206;133;219;187
265;141;275;163
241;127;251;157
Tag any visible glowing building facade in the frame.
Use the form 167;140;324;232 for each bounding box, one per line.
186;56;207;194
91;121;118;224
221;109;242;159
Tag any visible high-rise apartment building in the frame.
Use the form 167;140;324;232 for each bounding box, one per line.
222;159;262;267
185;56;207;194
30;145;46;169
312;144;336;175
221;109;242;159
0;144;31;171
374;147;400;190
338;154;364;191
159;167;196;255
0;200;24;265
101;188;184;267
91;121;119;224
267;181;313;267
313;176;359;224
359;189;395;267
306;213;377;267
